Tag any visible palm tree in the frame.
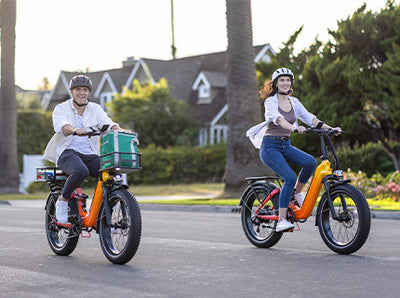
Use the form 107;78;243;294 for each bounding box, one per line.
0;0;19;193
224;0;270;197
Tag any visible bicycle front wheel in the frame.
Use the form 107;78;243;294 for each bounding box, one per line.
317;184;371;254
98;189;142;264
45;193;79;256
241;182;282;248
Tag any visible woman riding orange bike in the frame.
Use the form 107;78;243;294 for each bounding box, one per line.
247;67;341;232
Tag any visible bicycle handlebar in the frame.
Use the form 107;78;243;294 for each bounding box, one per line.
72;124;110;138
72;130;102;137
293;126;346;170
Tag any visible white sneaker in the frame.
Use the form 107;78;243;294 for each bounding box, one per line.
294;193;304;207
276;219;295;232
55;199;70;224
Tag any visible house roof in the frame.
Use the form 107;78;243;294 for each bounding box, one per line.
188;88;227;126
42;43;275;127
142;58;201;101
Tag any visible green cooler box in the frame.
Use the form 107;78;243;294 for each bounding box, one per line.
100;130;141;172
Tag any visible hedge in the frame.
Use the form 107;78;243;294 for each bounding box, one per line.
17;110;396;184
17;110;54;171
127;143;226;184
337;142;394;177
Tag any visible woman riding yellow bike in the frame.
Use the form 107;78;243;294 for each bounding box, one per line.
247;67;341;232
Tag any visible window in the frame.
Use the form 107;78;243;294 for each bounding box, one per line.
100;92;114;109
261;54;271;63
199;84;210;99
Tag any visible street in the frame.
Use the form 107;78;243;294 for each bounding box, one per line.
0;200;399;298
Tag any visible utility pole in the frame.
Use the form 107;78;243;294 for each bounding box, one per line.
171;0;177;59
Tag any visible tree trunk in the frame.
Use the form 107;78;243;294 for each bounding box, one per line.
0;0;20;193
223;0;272;198
380;139;400;171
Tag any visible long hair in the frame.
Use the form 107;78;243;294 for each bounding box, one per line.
259;80;277;100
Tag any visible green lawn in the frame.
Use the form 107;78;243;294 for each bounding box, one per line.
1;182;399;211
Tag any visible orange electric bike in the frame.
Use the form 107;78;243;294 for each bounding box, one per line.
240;125;371;254
36;126;142;264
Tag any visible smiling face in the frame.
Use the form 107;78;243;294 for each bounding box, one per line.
71;86;90;105
275;76;292;94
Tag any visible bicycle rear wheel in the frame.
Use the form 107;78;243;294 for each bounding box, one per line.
241;181;282;248
317;184;371;254
98;189;142;264
45;193;79;256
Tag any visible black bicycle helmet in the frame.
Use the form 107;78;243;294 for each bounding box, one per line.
69;74;92;92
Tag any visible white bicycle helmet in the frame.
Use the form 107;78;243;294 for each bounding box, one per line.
272;67;294;81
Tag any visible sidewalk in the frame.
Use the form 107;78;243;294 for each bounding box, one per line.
2;198;399;220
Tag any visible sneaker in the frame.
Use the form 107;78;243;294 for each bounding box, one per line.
55;198;70;224
294;193;304;207
276;218;295;232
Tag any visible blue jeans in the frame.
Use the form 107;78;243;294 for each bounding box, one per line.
260;136;317;208
58;149;100;200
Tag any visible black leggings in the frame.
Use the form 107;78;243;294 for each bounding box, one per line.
58;149;100;200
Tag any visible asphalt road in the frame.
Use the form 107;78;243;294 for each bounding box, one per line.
0;200;399;298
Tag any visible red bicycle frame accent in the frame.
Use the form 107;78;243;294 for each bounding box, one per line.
255;188;280;221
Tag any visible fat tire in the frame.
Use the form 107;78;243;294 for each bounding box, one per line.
45;193;79;256
317;184;371;254
98;189;142;264
241;181;282;248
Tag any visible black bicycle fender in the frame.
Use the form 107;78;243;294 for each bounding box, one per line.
239;181;277;206
44;192;55;210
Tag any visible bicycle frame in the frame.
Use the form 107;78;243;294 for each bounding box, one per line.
254;127;345;222
41;168;124;233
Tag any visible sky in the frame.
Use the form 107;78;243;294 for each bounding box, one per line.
15;0;392;90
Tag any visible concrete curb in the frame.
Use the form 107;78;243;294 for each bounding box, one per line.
139;204;400;220
2;200;399;220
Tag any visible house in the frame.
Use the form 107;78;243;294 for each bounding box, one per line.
41;44;275;146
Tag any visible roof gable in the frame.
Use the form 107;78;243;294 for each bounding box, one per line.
94;72;118;98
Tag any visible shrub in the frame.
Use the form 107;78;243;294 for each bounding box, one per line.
17;110;53;171
127;143;226;185
337;142;394;177
371;171;400;201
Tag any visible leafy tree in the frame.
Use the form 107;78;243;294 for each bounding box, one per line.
0;0;19;193
37;77;52;90
108;78;197;148
17;93;41;110
300;1;400;169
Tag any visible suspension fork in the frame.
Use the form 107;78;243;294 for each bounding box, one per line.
101;181;129;227
322;177;340;220
101;182;113;227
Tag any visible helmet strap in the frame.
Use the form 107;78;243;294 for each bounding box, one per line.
277;91;289;95
73;99;89;107
277;88;292;95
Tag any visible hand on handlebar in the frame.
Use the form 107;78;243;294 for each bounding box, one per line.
330;126;343;136
72;128;88;136
293;126;307;134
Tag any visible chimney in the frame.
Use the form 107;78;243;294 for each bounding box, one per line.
122;56;137;67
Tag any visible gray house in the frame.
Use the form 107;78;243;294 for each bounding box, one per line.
41;44;275;146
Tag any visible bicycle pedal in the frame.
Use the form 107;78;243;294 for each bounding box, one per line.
81;230;91;238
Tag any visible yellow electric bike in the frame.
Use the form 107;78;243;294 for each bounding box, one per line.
240;126;371;254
